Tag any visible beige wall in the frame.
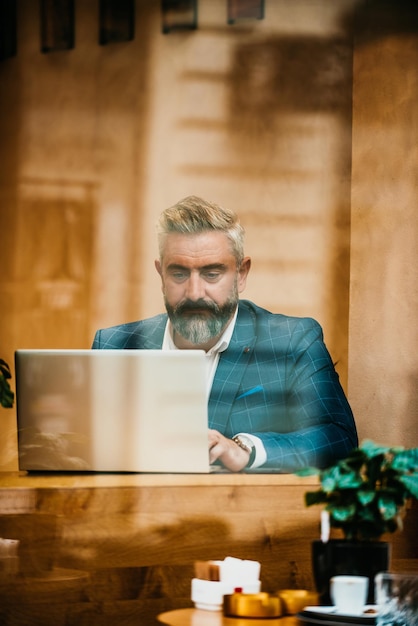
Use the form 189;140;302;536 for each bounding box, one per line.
349;9;418;446
0;0;417;469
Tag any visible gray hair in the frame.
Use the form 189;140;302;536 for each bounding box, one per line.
156;195;245;265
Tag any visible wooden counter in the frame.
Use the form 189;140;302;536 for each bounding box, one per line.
0;472;416;626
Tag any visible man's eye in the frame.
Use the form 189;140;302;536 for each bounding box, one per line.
170;271;187;281
203;271;221;281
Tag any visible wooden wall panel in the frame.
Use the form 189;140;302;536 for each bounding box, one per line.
13;180;96;349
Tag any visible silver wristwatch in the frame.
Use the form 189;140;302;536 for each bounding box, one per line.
232;435;256;468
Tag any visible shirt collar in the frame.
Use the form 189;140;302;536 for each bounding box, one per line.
162;305;238;354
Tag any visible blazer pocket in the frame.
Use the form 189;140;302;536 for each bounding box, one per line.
236;385;264;401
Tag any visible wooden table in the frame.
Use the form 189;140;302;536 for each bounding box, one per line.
158;607;300;626
0;472;319;625
0;471;416;625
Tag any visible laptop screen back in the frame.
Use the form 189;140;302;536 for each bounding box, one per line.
15;349;210;473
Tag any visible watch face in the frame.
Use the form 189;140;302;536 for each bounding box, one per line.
233;436;252;454
239;435;254;449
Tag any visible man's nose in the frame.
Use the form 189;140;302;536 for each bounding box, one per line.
185;273;205;300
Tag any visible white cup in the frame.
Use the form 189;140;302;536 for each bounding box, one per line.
330;575;369;615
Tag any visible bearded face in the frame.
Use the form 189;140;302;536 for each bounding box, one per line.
164;283;239;345
155;231;250;349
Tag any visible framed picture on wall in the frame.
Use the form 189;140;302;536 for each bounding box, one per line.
161;0;198;34
227;0;265;24
99;0;135;46
0;0;17;61
40;0;75;53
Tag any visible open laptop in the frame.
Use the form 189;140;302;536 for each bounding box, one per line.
15;349;210;473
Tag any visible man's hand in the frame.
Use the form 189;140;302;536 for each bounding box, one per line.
208;428;250;472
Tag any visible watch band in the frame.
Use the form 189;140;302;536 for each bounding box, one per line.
232;436;256;469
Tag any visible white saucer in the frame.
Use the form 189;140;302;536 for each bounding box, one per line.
304;606;379;619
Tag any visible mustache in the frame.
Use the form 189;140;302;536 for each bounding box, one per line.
173;299;220;315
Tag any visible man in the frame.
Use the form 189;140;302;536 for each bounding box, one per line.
92;195;358;472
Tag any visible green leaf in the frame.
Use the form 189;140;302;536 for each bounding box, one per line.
391;448;418;472
360;439;391;458
0;359;14;408
321;465;363;492
330;504;356;522
321;474;337;493
0;359;12;377
377;496;398;521
357;490;375;506
296;466;320;477
399;473;418;499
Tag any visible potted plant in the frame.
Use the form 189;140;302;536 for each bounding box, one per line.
0;359;14;408
299;439;418;604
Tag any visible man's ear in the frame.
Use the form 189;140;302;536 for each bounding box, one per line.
238;256;251;293
155;259;162;277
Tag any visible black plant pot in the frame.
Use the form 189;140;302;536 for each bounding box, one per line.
312;539;391;605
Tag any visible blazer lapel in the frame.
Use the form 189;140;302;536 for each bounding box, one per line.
208;301;257;431
143;318;166;348
126;315;167;349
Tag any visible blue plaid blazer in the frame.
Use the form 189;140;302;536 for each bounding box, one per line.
92;299;358;471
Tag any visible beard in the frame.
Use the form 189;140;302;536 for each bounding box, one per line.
165;287;239;346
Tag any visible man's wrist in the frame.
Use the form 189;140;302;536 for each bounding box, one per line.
232;435;256;468
233;433;267;469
